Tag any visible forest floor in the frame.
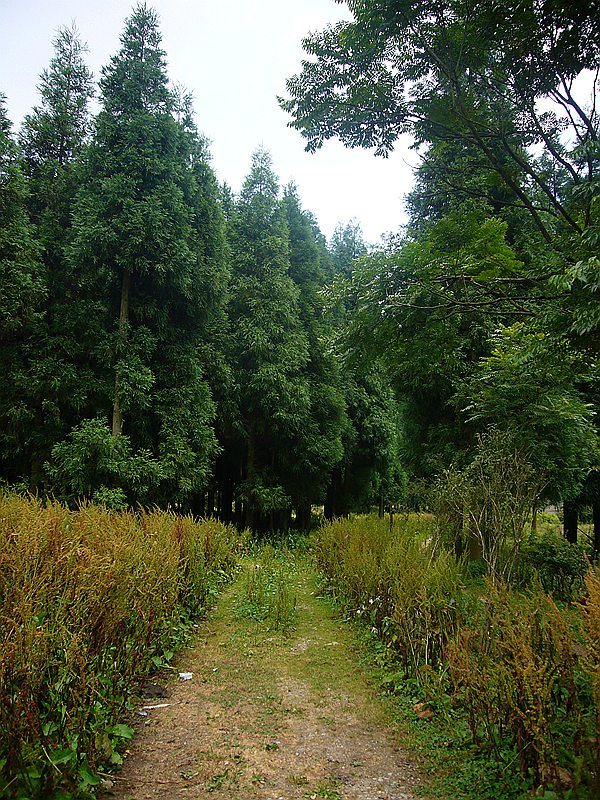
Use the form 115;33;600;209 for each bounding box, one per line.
101;548;423;800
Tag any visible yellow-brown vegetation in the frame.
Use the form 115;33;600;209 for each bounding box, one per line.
313;515;600;795
0;494;245;797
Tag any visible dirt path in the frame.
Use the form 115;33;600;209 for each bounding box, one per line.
103;551;421;800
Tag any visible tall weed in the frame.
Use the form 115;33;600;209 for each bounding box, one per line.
0;494;245;798
579;567;600;796
314;515;600;795
237;545;297;632
313;515;466;678
447;581;584;786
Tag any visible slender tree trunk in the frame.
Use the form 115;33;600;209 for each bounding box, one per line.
246;432;256;531
191;492;205;519
235;458;244;529
207;488;215;518
221;481;233;524
29;401;45;489
469;518;483;561
324;473;336;520
563;500;578;544
378;492;385;519
112;267;131;437
531;506;538;534
592;500;600;559
339;466;350;517
453;510;464;559
297;505;311;532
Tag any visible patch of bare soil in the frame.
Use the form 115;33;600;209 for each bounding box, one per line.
102;558;421;800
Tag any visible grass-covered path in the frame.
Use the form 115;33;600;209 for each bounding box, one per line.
104;548;421;800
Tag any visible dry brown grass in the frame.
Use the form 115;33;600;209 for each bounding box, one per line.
0;494;245;798
313;515;600;795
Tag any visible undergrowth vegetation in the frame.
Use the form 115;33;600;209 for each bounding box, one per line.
235;544;298;633
313;515;600;799
0;494;245;799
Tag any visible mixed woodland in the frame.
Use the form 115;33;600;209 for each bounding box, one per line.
1;1;599;547
1;2;600;797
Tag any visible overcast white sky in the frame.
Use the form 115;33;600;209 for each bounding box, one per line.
0;0;416;244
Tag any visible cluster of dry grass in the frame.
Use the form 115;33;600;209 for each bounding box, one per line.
313;515;600;796
0;494;245;798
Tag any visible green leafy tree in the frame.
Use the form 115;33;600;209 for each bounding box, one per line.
0;98;44;484
323;222;405;518
460;324;599;542
329;219;368;277
47;417;163;508
226;149;309;530
465;324;597;488
324;368;404;518
338;210;530;475
285;2;600;536
282;0;599;312
66;4;219;505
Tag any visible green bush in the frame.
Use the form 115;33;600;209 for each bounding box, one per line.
433;430;543;582
522;532;588;601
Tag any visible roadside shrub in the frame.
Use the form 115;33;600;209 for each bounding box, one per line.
312;514;466;678
447;580;585;788
315;514;599;795
0;494;245;799
522;532;588;601
579;567;600;797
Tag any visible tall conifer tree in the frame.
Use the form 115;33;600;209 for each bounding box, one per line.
281;185;346;523
0;99;44;483
66;4;219;504
227;150;309;528
17;25;95;485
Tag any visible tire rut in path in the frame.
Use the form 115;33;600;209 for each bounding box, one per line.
104;556;421;800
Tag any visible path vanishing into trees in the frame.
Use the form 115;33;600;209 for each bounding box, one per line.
103;549;421;800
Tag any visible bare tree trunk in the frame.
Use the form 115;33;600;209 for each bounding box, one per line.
593;500;600;559
221;481;234;524
324;472;337;520
453;510;464;559
112;268;131;438
191;492;205;519
563;500;578;544
207;489;215;518
245;432;256;531
469;518;483;561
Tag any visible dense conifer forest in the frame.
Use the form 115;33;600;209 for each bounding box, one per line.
1;0;599;546
0;5;403;531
